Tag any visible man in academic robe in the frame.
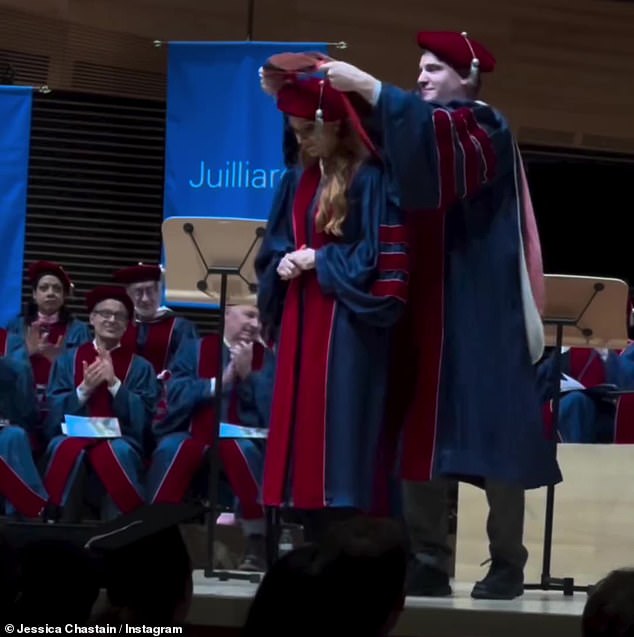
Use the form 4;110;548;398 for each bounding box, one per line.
146;303;275;570
113;263;199;445
43;285;159;520
0;329;49;518
321;31;561;599
5;261;92;438
113;263;198;377
538;345;634;443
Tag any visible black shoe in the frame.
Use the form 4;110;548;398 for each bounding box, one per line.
42;503;61;523
406;557;452;597
471;560;524;600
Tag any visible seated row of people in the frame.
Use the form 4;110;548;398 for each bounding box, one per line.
0;260;275;569
537;339;634;443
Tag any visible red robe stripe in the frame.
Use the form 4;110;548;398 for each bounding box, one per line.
0;329;7;356
263;164;337;508
377;252;409;272
569;348;606;388
379;224;408;243
124;317;177;375
615;394;634;444
373;224;409;303
432;110;458;209
453;108;482;197
399;113;455;481
0;457;47;517
455;107;497;192
151;436;208;504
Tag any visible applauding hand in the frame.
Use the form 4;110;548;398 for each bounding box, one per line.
230;340;254;380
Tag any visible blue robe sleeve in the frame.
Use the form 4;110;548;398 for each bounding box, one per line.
65;320;92;348
535;349;560;403
0;357;39;430
45;351;82;441
4;329;30;368
315;166;408;328
167;317;200;370
235;378;259;429
4;318;29;368
254;169;297;339
373;84;515;211
240;348;275;428
235;347;275;428
177;317;199;341
111;356;160;447
158;338;211;437
4;316;24;334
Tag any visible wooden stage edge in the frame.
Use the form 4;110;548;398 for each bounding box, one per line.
186;572;585;637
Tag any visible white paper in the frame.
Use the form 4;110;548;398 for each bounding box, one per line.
219;423;268;439
62;415;121;438
560;373;586;393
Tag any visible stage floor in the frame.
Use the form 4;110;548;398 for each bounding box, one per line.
187;571;585;637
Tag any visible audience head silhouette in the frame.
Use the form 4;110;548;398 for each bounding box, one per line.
86;503;201;626
583;568;634;637
243;515;409;637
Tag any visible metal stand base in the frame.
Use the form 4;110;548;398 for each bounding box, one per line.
203;568;262;583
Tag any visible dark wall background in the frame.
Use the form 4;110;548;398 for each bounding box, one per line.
526;151;634;288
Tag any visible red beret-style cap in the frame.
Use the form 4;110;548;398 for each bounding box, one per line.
112;264;162;285
277;77;348;122
262;50;379;156
28;261;73;292
265;51;331;74
86;285;134;318
416;31;496;73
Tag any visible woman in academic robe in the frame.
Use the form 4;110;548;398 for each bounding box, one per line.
255;56;409;535
5;261;91;439
0;334;49;518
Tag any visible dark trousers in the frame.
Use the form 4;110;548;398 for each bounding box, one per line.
402;478;528;573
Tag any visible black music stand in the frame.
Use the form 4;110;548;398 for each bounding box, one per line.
162;216;267;582
524;274;629;596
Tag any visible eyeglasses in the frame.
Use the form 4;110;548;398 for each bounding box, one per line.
93;309;128;322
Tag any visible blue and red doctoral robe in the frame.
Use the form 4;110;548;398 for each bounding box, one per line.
147;334;274;519
539;344;634;442
0;329;49;518
372;85;561;489
5;316;92;431
122;311;198;376
121;311;198;440
43;343;159;514
255;161;408;511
